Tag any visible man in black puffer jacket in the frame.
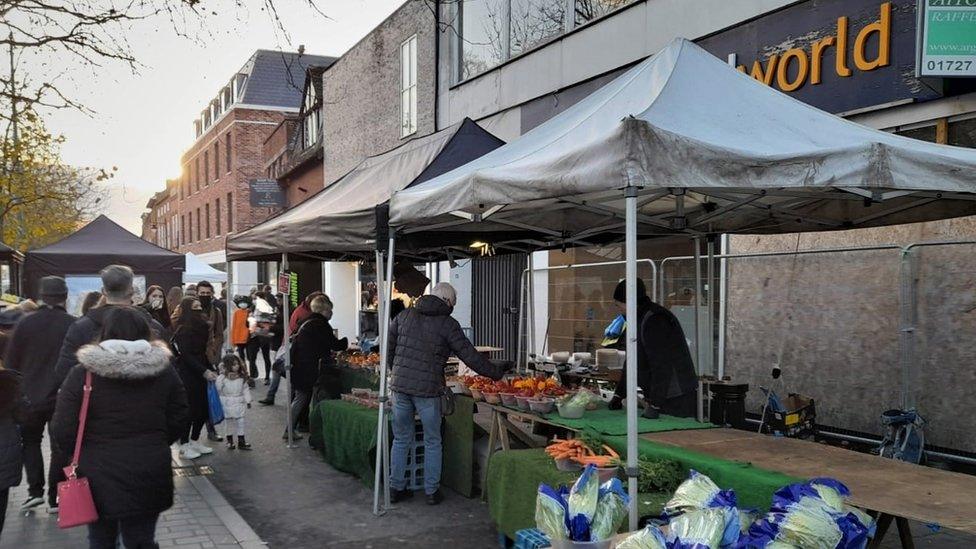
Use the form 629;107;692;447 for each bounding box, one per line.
388;282;508;505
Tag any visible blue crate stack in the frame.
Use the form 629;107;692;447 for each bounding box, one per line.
513;528;550;549
405;419;425;491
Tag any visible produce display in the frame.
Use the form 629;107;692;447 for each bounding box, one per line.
336;351;380;369
544;437;620;468
535;465;631;543
637;456;684;494
464;375;568;398
614;471;875;549
340;390;386;409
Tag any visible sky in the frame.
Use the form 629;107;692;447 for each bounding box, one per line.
41;0;404;234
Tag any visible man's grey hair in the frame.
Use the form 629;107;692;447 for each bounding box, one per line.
430;282;457;308
310;295;333;315
100;265;135;303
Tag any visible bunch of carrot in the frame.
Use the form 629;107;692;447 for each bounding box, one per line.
545;437;620;467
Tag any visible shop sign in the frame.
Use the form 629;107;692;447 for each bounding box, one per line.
277;271;290;295
289;272;299;308
733;3;892;92
698;0;941;114
249;179;285;208
917;0;976;77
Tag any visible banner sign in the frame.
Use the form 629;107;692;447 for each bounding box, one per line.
917;0;976;77
249;179;285;208
277;271;291;296
289;272;299;308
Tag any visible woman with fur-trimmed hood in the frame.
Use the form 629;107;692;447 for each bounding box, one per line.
52;306;189;548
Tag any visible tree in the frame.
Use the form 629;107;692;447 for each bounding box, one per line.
0;0;328;119
0;108;109;249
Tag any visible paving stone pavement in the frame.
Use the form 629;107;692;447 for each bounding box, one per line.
1;445;264;548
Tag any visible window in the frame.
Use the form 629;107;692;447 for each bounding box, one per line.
195;158;201;192
205;204;211;238
303;85;321;148
214;142;220;178
215;198;222;235
180;215;185;246
895;125;937;143
227;192;233;232
459;0;505;81
187;211;192;242
196;208;201;242
948;117;976;149
573;0;631;26
225;133;232;173
203;152;210;186
400;35;418;137
510;0;565;57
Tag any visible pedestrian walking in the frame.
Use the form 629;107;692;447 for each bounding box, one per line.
172;297;216;460
80;291;103;316
140;285;171;330
4;276;76;512
0;366;28;537
230;297;250;363
287;295;348;437
246;291;274;380
165;286;183;314
196;281;226;442
51;306;189;549
288;291;323;333
216;355;252;450
387;282;509;505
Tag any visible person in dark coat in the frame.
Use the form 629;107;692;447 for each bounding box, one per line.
139;285;171;331
0;367;29;536
288;295;348;436
387;282;509;505
172;297;217;460
51;307;188;549
4;276;76;511
55;265;165;383
607;278;699;419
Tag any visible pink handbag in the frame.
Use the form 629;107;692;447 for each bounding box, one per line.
57;370;99;528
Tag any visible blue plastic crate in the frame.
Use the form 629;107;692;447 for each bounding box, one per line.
514;528;550;549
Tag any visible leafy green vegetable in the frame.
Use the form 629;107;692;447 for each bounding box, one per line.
578;428;606;455
637;456;684;494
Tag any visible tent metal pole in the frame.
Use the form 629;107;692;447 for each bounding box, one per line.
624;186;639;531
372;235;396;515
707;236;715;378
382;237;395;510
282;254;297;449
717;234;729;380
527;252;536;369
516;268;527;371
693;238;704;423
225;261;234;354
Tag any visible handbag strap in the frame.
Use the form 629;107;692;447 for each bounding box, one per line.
67;371;93;479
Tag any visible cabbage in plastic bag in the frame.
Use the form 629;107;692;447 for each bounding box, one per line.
567;464;600;540
535;483;569;540
663;470;722;516
616;525;668;549
668;508;728;548
590;478;631;541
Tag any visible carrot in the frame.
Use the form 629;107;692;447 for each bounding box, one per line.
602;445;619;458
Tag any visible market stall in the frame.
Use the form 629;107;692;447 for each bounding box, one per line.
384;36;976;540
22;215;184;304
0;241;22;296
183;252;227;284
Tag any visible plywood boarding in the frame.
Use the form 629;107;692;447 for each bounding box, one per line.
643;428;976;534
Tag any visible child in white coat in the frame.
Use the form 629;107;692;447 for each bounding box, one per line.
217;355;253;450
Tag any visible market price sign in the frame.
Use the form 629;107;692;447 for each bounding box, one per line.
917;0;976;77
278;271;291;295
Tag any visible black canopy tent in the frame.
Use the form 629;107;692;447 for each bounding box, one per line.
23;215;184;299
0;242;23;295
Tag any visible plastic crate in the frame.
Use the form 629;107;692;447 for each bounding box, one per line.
514;528;551;549
406;419;425;491
762;393;816;438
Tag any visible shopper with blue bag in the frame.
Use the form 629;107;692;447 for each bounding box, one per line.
172;297;217;460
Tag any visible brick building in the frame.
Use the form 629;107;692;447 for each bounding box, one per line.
155;49;333;274
140;181;178;249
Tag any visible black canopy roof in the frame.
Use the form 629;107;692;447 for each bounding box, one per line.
23;215;184;298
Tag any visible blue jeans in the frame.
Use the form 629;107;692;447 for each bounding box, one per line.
390;392;442;495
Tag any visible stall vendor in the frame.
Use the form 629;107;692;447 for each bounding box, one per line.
606;278;698;418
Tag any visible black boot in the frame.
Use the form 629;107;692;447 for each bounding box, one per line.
237;436;252;450
258;397;275;405
390;489;414;503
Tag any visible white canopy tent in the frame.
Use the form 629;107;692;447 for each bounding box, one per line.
182;252;227;284
383;38;976;528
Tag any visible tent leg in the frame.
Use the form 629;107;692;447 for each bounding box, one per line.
527;253;536;370
225;261;234;354
282;254;297;449
372;236;396;515
624;186;639;532
516;268;526;371
693;238;704;423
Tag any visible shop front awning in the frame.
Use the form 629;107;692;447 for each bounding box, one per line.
225;118;505;262
389;38;976;251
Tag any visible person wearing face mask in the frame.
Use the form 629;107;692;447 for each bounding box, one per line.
230;296;251;364
140;285;171;331
172;297;217;460
194;281;225;367
287;295;348;438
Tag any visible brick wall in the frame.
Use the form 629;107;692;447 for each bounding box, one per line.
322;0;436;185
175;107;289;255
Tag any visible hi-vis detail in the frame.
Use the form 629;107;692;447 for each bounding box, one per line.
734;2;892;92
